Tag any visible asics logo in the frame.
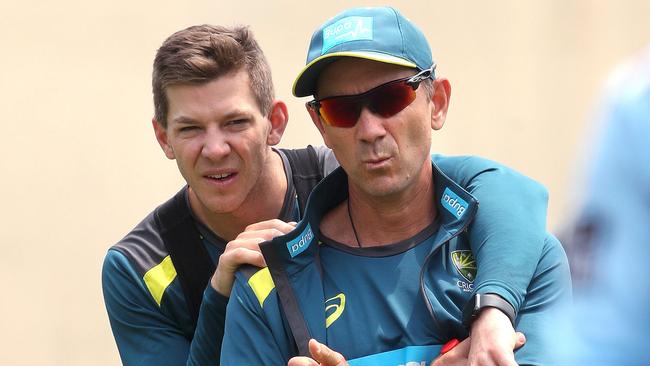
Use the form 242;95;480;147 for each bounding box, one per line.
325;293;346;328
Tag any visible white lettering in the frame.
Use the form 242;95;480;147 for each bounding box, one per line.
325;21;353;39
443;193;467;217
457;280;474;292
288;227;314;256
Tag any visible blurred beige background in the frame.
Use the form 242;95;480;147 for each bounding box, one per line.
1;1;648;364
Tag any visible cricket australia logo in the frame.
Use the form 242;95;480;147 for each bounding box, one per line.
451;250;477;283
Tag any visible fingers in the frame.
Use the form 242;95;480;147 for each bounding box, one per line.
221;222;297;272
237;228;293;242
242;219;297;235
210;220;298;296
309;339;348;366
431;337;470;366
287;357;319;366
513;332;526;350
479;332;524;366
286;340;348;366
222;245;267;268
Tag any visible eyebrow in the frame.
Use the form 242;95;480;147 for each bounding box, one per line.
221;109;255;121
170;116;198;125
170;109;256;126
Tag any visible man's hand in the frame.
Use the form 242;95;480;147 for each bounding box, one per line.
467;308;525;366
431;330;525;366
288;339;349;366
210;219;296;296
431;338;471;366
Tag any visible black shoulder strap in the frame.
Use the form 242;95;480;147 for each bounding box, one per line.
282;145;324;215
154;189;214;332
260;242;312;356
267;146;324;356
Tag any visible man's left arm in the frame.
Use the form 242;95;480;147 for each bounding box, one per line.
435;155;550;365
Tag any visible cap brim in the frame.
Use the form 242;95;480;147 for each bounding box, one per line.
292;51;418;97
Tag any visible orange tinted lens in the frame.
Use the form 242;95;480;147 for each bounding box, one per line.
317;80;416;127
319;97;362;127
369;81;416;117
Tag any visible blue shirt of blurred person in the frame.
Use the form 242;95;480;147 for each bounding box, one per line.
556;47;650;365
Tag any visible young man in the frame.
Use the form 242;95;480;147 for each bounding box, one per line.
221;7;571;366
102;25;338;365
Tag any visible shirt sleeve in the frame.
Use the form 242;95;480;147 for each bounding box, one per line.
512;234;572;366
188;286;229;365
435;155;549;314
102;249;228;366
312;145;340;176
220;272;292;364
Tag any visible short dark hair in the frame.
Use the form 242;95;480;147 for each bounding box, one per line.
152;24;274;127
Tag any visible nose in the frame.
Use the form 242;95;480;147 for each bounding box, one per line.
201;127;231;160
355;107;387;143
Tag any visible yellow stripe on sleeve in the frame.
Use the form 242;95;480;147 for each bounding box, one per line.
248;267;275;307
143;255;177;306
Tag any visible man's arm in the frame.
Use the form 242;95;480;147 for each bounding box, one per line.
102;250;226;365
103;219;298;365
220;270;293;364
434;155;549;365
211;219;296;296
436;155;548;311
510;234;571;366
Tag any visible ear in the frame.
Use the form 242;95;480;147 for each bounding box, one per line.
266;100;289;146
430;78;451;131
306;102;333;148
152;118;175;160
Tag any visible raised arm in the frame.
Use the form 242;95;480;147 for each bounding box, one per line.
434;154;549;366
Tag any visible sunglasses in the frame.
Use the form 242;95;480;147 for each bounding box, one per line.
308;64;436;128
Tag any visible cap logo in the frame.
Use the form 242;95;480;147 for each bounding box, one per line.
322;16;373;53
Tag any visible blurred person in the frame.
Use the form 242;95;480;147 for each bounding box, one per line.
556;46;650;365
101;23;556;366
221;7;571;366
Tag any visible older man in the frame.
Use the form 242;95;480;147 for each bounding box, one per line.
221;6;571;366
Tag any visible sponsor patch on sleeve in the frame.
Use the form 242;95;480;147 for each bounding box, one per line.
287;224;314;258
441;187;468;219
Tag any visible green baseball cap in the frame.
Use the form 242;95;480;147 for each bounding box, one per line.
292;6;434;97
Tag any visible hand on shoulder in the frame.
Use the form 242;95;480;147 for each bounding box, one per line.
211;219;296;296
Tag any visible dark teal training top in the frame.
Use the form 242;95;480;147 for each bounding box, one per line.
103;153;566;365
221;157;572;365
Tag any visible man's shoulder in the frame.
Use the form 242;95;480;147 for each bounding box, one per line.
541;233;569;264
432;154;546;193
110;209;169;277
233;265;278;310
432;154;509;175
279;145;339;176
109;187;190;276
103;202;186;313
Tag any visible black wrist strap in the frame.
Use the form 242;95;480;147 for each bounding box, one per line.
462;293;516;329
